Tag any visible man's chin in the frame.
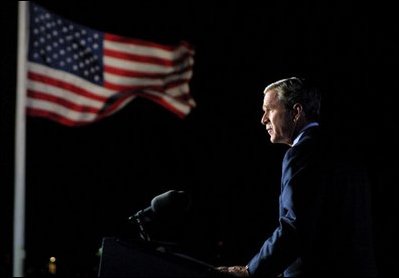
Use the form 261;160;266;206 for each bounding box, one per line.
270;137;287;145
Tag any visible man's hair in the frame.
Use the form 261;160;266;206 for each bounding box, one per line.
264;77;321;121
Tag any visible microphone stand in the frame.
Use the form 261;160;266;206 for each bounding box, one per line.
129;212;151;242
129;211;184;256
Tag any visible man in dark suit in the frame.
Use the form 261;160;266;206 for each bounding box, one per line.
217;77;378;277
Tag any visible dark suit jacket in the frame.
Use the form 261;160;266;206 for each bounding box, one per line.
247;126;378;277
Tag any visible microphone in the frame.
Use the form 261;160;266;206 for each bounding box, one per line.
130;190;191;223
129;190;191;242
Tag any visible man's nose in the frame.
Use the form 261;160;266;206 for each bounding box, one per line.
261;114;267;125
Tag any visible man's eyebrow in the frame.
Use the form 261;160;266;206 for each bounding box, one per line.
262;105;271;111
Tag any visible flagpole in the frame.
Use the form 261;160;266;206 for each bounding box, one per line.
14;1;29;277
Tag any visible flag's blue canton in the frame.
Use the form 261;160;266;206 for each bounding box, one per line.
28;4;104;85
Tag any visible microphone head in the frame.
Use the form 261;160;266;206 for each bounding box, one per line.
151;190;191;217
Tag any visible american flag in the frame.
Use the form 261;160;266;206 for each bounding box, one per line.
26;3;196;126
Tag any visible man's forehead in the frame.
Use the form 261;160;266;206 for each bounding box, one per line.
263;90;278;104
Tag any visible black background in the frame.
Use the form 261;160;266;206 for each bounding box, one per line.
1;1;398;276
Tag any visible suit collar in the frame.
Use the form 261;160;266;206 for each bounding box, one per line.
292;122;319;146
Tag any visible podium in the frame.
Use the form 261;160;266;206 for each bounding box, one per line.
98;237;230;277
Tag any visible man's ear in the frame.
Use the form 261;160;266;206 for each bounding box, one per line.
292;103;303;121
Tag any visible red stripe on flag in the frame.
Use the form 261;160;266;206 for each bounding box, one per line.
140;94;187;119
104;65;167;78
27;108;92;126
97;94;136;119
28;72;108;102
104;64;193;79
27;90;100;113
103;78;190;92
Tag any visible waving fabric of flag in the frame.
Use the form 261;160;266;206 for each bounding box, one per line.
26;3;196;126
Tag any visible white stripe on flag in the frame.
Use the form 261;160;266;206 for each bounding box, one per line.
104;70;193;87
103;56;189;73
104;40;193;60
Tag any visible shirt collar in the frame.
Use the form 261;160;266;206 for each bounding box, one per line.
292;122;319;146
